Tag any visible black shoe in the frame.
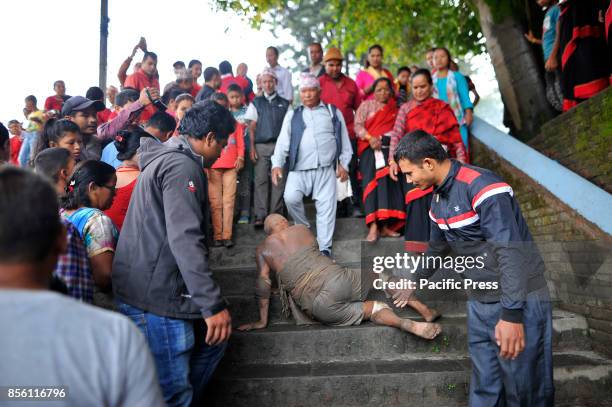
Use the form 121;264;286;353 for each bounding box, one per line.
213;240;223;247
223;239;234;248
253;219;264;228
320;249;332;258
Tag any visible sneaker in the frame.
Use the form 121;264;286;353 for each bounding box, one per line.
238;216;249;225
223;239;234;248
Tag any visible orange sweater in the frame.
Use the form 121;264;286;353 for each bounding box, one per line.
212;121;245;169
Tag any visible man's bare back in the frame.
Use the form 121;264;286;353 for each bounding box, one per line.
257;224;316;275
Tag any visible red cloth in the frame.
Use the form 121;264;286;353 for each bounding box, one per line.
97;108;112;124
212;122;245;169
319;74;362;139
124;69;160;122
104;168;139;231
44;96;63;112
357;99;398;156
108;109;119;121
191;83;202;98
220;74;249;94
9;136;23;165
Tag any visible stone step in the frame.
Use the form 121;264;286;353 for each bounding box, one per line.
208;351;612;407
223;217;371;246
220;309;590;365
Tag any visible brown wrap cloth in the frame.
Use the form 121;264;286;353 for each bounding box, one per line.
277;245;338;322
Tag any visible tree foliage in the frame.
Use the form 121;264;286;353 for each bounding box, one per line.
214;0;485;67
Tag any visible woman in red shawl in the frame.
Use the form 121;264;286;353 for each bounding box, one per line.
354;77;405;242
388;68;467;243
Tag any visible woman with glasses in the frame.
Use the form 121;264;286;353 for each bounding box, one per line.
61;160;117;291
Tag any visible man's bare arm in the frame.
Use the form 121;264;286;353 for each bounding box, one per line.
238;244;272;331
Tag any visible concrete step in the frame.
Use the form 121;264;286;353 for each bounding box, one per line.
208;351;612;407
220;309;590;365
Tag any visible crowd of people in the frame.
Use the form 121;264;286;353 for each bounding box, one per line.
1;1;610;405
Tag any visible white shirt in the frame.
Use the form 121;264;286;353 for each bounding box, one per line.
272;102;353;171
270;65;293;102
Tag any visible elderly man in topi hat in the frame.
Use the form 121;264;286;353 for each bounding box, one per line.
243;68;292;227
271;73;353;257
319;47;364;218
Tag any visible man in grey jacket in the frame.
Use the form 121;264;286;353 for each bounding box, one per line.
112;101;235;407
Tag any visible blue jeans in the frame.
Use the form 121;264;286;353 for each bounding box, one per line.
467;288;554;407
117;302;227;407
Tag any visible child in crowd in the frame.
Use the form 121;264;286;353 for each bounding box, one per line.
227;84;253;224
34;118;82;161
61;160;118;291
525;0;563;111
7;120;23;165
395;66;411;106
173;93;195;136
209;92;245;247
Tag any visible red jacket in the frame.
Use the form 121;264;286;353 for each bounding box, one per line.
212;122;245;169
319;74;362;139
124;69;160;122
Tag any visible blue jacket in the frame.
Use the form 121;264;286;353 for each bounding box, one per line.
417;160;547;323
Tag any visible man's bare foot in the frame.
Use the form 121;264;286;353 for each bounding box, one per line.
366;224;379;242
400;319;442;339
380;226;400;238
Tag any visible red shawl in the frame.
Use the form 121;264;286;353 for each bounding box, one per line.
404;98;461;145
357;98;398;156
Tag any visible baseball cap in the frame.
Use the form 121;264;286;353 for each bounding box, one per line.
61;96;105;116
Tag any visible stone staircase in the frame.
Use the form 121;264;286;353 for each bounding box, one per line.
207;217;612;406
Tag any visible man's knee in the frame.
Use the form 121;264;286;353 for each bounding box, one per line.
284;189;303;207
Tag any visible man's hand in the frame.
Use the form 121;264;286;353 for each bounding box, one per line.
250;148;258;163
389;161;399;181
237;320;267;331
545;56;558;72
138;87;158;106
495;319;525;360
336;165;349;182
204;309;232;346
271;167;283;186
464;109;474;127
235;156;245;171
524;30;537;44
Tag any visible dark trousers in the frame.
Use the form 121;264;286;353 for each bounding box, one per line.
236;152;254;219
253;142;286;220
118;302;227;407
467;288;554;407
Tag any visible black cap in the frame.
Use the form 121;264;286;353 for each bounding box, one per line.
61;96;105;116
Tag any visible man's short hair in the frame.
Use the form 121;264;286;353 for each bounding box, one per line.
146;111;177;134
267;46;279;57
219;60;233;75
178;100;235;142
142;51;157;62
309;42;323;50
173;60;186;69
85;86;105;102
397;66;410;75
53;80;65;88
188;59;202;68
204;67;220;82
0;167;62;263
393;130;449;164
34;147;71;183
115;89;140;108
211;92;229;104
7;120;21;127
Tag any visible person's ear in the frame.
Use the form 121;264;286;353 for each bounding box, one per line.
204;132;215;146
59;168;68;182
88;181;98;194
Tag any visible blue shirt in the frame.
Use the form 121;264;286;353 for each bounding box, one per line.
435;72;473;112
101;142;122;169
542;5;560;60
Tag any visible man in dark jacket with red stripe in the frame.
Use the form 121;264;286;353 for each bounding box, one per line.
394;130;553;407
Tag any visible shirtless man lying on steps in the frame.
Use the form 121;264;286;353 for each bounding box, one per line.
237;214;442;339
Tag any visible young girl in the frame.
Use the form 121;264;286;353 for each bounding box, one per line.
173;93;195;136
210;92;245;248
61;160;117;291
227;84;252;224
104;129;142;231
35;118;82;161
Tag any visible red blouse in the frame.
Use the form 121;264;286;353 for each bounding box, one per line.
104;168;139;231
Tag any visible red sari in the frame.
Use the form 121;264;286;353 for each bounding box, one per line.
358;99;405;228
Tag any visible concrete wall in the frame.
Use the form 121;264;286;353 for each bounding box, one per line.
472;139;612;356
529;88;612;193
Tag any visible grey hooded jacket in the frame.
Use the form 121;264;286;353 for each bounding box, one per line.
112;135;226;319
